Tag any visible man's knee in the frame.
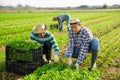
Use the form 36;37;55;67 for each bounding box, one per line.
43;41;52;50
91;38;100;50
64;50;69;57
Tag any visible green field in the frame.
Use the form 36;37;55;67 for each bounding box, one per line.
0;10;120;80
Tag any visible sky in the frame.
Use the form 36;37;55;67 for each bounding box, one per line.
0;0;120;7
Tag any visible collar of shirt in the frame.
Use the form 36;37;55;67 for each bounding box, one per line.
72;26;84;35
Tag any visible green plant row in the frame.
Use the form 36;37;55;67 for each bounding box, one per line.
20;62;102;80
89;16;120;32
0;15;120;48
0;15;118;35
82;14;119;26
97;26;120;70
101;39;120;69
0;12;112;22
0;12;117;36
0;12;57;21
0;31;30;46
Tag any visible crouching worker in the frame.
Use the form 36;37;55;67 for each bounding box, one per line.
64;18;100;70
30;24;59;63
53;14;71;32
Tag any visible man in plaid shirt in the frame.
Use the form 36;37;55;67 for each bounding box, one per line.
64;18;100;70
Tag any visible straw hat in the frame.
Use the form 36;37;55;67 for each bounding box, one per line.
33;24;47;33
70;18;80;27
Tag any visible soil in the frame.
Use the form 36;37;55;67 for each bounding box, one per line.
0;71;22;80
102;55;120;80
0;46;5;51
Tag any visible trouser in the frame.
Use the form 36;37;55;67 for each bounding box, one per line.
64;38;100;68
59;25;63;32
59;15;70;32
66;14;70;31
43;41;52;61
90;38;100;68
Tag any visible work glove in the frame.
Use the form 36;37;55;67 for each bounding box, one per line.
54;51;59;63
68;57;73;66
75;63;79;70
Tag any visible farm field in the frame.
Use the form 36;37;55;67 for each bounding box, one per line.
0;10;120;80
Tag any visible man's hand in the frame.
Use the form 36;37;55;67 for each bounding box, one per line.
68;57;73;66
54;55;59;63
54;51;59;63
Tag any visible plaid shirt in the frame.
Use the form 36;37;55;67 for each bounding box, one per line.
68;26;93;64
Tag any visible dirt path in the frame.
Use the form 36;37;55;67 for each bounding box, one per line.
0;71;22;80
102;54;120;80
0;46;5;51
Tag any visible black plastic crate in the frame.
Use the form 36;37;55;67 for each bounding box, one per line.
6;60;44;75
6;46;43;62
6;45;44;75
50;24;59;29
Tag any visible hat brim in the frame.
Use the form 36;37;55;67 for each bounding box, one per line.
70;22;80;27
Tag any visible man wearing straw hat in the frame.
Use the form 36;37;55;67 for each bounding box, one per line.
30;24;59;63
53;14;71;32
64;18;100;70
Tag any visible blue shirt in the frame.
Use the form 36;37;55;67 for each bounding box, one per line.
57;14;70;28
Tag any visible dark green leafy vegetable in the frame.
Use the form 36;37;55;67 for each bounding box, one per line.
7;40;41;51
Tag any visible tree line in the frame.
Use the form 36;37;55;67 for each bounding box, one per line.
0;4;120;9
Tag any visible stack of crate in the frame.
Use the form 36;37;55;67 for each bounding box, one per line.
6;41;44;75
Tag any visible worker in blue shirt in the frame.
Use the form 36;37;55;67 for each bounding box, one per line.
53;14;71;32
